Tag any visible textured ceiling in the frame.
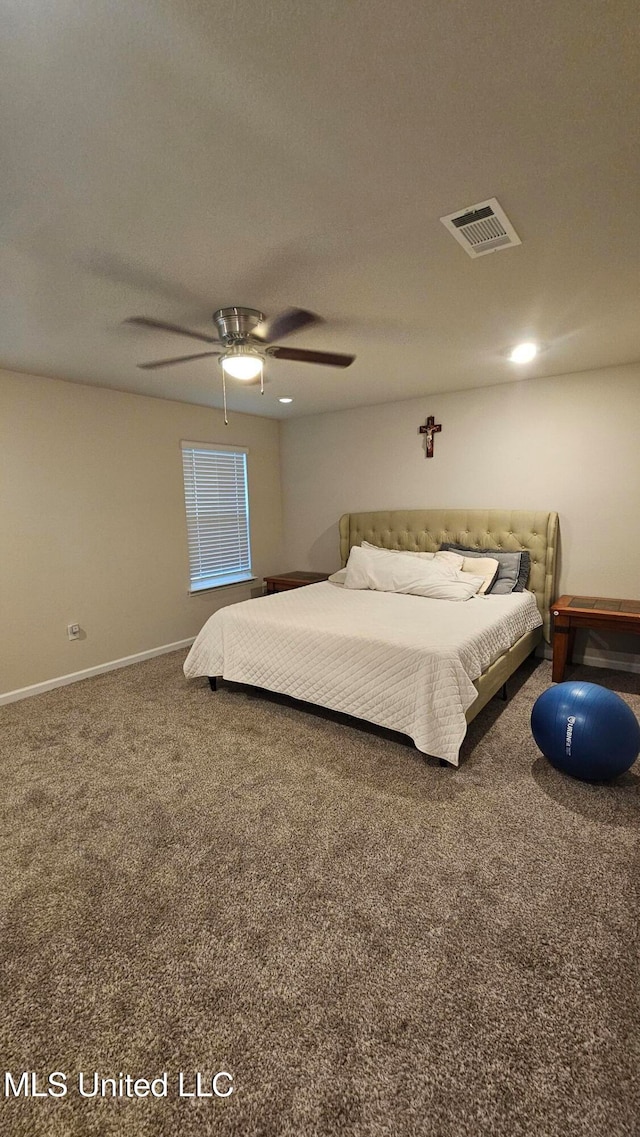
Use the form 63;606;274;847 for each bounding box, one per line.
3;0;640;418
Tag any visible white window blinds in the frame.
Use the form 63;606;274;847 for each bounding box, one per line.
181;441;253;592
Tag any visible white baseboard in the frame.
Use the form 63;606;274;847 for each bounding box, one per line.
575;651;640;675
4;637;637;708
0;638;196;706
540;644;640;675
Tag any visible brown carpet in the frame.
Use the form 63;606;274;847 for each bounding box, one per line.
0;653;638;1137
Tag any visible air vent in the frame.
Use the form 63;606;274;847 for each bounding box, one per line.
440;197;521;258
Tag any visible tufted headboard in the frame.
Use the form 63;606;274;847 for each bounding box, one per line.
339;509;559;642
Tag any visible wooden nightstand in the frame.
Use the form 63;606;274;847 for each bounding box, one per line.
264;571;331;594
551;594;640;682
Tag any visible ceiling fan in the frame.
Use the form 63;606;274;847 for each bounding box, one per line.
125;306;355;420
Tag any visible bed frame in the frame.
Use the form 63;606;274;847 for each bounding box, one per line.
338;509;559;725
208;508;559;754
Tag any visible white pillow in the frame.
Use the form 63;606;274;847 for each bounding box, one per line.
437;550;465;570
360;543;495;595
327;568;348;584
361;540;464;571
348;543;496;595
460;555;499;595
344;544;484;600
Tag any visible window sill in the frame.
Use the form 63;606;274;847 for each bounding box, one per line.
189;574;256;595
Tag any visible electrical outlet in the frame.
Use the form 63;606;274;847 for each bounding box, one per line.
67;624;81;640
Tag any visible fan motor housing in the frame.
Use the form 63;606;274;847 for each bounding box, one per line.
213;306;264;344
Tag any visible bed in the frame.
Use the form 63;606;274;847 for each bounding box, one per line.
184;509;559;765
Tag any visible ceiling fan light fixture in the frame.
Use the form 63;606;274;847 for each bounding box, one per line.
219;347;264;380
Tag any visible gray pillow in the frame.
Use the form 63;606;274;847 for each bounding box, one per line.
439;544;530;593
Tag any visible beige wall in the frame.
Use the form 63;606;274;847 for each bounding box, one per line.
281;362;640;668
1;370;284;694
3;361;639;695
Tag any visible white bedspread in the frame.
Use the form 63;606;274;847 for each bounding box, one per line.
183;583;542;764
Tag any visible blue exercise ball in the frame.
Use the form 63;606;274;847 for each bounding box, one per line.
531;681;640;781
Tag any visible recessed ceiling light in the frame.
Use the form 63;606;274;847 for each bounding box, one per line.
509;342;538;364
278;397;293;404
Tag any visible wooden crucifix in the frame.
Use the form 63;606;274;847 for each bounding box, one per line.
419;415;442;458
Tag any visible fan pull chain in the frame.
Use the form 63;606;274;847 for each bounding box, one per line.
222;371;228;425
260;361;264;395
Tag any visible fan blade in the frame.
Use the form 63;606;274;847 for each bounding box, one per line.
125;316;220;344
252;307;321;344
269;346;355;368
137;352;220;370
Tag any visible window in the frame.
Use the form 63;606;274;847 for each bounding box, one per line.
181;441;253;592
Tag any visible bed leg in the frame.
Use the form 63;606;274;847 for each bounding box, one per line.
439;758;448;768
208;676;218;692
500;681;508;702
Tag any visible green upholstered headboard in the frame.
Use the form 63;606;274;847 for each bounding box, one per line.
339;509;559;642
